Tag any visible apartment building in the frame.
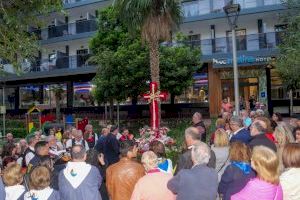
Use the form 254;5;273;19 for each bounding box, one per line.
0;0;297;117
180;0;299;116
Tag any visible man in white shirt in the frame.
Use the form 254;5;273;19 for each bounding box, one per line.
47;135;65;156
66;130;89;151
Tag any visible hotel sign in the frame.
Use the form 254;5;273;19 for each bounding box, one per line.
212;55;273;67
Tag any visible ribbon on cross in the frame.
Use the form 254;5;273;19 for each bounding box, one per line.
143;82;168;130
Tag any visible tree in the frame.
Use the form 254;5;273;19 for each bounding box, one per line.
113;0;182;87
89;7;149;121
0;0;62;71
160;42;201;104
276;0;300;116
90;7;201;119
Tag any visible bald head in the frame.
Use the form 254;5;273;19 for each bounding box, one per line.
71;145;86;161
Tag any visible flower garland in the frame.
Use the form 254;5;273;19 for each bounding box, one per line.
136;126;175;153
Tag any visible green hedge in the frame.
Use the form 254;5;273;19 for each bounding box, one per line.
5;128;28;138
0;120;26;128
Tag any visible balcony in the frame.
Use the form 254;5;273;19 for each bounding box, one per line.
33;20;97;44
63;0;110;9
177;32;284;60
182;0;285;22
0;54;97;82
26;54;93;73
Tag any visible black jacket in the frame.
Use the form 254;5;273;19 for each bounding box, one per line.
249;134;277;152
103;133;120;166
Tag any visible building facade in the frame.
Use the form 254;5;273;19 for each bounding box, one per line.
180;0;300;117
0;0;298;117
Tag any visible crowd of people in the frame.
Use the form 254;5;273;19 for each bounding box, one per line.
0;109;300;200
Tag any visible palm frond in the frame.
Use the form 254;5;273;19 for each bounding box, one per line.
114;0;182;43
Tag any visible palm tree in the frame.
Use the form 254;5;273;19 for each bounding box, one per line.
51;84;64;123
114;0;182;87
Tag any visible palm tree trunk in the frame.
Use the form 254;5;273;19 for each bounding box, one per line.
149;40;161;129
149;40;160;86
289;89;293;117
55;96;61;123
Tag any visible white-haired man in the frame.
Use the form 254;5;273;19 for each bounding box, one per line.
168;142;218;200
66;129;89;151
47;135;64;157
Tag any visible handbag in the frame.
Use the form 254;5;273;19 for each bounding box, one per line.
217;156;229;173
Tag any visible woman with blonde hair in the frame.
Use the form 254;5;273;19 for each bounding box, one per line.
280;122;295;143
274;126;289;172
211;129;230;181
2;163;25;200
280;143;300;200
23;166;60;200
232;146;283;200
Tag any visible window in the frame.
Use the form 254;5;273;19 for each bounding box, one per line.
226;29;247;52
264;0;281;6
76;49;89;68
188;34;201;48
73;82;95;107
235;0;257;8
175;66;208;103
19;86;42;108
198;0;210;15
212;0;225;12
0;88;16;109
222;78;258;109
182;0;210;17
275;24;287;46
182;1;200;17
43;84;67;108
270;69;300;100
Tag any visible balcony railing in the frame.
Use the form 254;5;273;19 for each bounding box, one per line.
33;20;97;40
21;54;93;73
182;0;282;18
64;0;93;4
179;32;284;55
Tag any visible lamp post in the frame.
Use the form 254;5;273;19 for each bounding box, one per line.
224;2;241;116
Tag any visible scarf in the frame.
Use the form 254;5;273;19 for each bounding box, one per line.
232;161;251;175
23;187;53;200
5;185;25;200
63;162;91;189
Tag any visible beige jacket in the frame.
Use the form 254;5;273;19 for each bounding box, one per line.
280;168;300;200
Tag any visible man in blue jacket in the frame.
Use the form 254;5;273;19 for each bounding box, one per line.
229;116;252;144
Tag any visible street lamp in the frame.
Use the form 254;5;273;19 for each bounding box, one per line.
223;1;241;116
